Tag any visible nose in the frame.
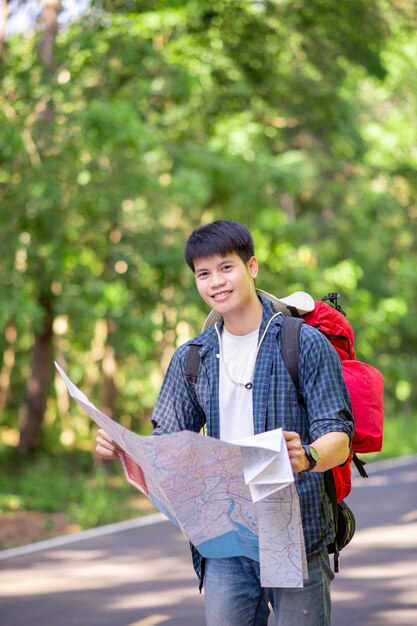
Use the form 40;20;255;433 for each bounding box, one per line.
209;271;226;289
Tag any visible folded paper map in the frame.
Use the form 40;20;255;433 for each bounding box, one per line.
55;362;307;587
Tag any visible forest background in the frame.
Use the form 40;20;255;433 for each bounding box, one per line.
1;0;416;547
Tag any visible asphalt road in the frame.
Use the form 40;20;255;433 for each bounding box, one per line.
0;455;416;626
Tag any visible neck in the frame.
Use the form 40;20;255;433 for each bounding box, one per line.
223;296;263;335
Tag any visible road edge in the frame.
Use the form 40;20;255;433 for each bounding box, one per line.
0;512;166;561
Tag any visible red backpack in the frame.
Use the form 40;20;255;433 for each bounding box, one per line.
285;293;384;497
281;293;384;569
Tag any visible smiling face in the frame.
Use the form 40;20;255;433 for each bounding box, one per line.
194;252;260;330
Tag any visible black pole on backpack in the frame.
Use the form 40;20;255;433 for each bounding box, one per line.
322;292;346;317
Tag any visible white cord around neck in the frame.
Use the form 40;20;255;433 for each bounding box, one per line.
215;313;281;390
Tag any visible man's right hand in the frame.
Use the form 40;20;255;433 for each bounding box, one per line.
95;428;119;460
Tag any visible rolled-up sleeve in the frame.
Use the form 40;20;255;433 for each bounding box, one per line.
151;345;205;436
298;325;354;442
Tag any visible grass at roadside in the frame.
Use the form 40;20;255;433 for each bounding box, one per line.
0;446;154;549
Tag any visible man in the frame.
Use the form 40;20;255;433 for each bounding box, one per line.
96;220;353;625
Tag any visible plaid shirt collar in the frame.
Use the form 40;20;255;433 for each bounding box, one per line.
197;296;282;353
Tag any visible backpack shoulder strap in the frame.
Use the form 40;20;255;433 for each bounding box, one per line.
324;469;341;572
281;316;305;406
185;344;202;389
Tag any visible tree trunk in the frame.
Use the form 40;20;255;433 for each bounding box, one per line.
38;0;61;67
0;322;16;411
0;0;8;62
36;0;62;123
17;0;61;453
18;296;54;453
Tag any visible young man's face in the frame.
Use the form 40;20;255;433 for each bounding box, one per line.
193;252;258;317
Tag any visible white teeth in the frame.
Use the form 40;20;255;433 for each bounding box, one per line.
213;291;231;299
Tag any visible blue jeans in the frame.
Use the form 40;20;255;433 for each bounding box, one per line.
204;549;334;626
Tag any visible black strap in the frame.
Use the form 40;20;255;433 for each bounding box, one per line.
352;452;368;478
281;316;305;406
286;305;302;318
185;344;201;389
324;469;341;572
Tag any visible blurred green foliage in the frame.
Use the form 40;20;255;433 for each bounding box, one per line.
0;445;144;540
1;1;417;467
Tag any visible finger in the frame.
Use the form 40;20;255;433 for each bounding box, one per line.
283;431;301;449
96;435;114;450
96;429;119;450
95;429;119;458
97;428;113;443
283;430;299;442
96;443;118;459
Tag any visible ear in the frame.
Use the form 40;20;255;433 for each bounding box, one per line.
247;256;259;279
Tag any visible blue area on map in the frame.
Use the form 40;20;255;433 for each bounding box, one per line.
196;522;259;561
150;488;260;563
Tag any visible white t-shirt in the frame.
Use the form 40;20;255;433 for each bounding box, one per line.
219;326;259;442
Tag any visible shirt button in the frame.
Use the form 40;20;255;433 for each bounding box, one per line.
216;353;220;358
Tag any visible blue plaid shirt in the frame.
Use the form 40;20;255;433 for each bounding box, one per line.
151;297;353;583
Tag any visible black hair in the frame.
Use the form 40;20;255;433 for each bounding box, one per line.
184;220;255;272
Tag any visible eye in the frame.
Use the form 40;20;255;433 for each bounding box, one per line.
221;265;233;271
196;271;209;279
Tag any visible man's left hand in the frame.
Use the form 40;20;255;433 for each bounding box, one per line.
283;430;309;474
